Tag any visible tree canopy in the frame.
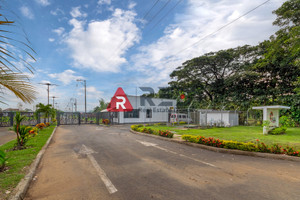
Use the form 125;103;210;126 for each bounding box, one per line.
161;0;300;123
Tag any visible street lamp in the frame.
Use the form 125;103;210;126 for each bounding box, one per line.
51;96;59;109
39;82;58;105
76;79;87;122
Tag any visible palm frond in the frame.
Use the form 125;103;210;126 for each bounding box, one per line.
0;70;36;103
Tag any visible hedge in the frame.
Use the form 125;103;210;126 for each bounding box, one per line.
182;135;299;157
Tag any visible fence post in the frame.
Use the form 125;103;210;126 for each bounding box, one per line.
37;112;41;124
96;112;100;125
9;112;14;127
56;111;60;126
78;113;81;125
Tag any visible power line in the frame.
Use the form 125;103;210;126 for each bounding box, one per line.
145;0;183;36
105;0;162;61
104;0;169;66
142;0;160;20
173;0;272;56
145;0;171;26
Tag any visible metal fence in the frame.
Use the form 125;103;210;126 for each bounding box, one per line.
168;109;263;127
0;112;52;127
56;111;119;126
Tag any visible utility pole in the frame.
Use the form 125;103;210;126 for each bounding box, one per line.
51;96;58;108
39;83;58;105
76;79;87;122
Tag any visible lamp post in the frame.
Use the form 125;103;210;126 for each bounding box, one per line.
39;83;58;105
51;96;58;108
76;79;87;122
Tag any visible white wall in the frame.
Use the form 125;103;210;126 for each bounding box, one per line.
119;96;176;124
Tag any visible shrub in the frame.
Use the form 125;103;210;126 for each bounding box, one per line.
36;123;46;130
182;135;300;157
131;124;144;131
0;150;8;172
102;119;110;125
284;146;299;156
179;121;187;125
158;130;173;138
131;124;173;138
268;127;287;135
45;122;50;127
142;127;154;134
257;142;270;153
223;141;256;151
279;116;295;127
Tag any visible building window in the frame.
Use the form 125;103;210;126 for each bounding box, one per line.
146;109;152;118
124;109;139;118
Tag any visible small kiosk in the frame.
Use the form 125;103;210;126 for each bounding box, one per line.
252;105;290;134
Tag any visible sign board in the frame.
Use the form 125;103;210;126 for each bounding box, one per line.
107;87;133;112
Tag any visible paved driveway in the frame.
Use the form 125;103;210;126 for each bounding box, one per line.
25;125;300;200
0;127;15;146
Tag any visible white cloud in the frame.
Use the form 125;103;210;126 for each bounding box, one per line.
20;6;34;19
70;6;87;18
131;0;286;86
85;86;103;99
49;38;55;42
50;8;64;16
52;27;65;36
48;69;84;85
128;2;136;9
98;0;111;5
35;0;50;6
64;8;140;73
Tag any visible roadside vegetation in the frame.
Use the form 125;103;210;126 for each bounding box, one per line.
146;125;300;150
0;113;55;199
151;0;300;126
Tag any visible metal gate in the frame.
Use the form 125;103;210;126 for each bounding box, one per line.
0;112;51;127
57;112;119;126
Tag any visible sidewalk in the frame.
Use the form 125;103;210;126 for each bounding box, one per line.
0;127;15;146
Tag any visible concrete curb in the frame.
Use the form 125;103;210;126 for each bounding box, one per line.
9;126;58;200
130;129;300;162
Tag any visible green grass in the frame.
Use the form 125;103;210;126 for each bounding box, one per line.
0;125;55;199
147;125;300;151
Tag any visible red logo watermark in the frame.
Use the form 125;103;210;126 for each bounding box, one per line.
107;87;133;112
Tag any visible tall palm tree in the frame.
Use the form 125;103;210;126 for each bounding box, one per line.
0;12;36;103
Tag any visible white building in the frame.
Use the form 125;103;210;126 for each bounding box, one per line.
107;96;177;124
195;109;239;127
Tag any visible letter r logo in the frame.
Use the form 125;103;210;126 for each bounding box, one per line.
116;96;126;109
107;87;133;112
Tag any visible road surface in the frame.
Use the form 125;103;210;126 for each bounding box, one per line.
25;125;300;200
0;127;15;146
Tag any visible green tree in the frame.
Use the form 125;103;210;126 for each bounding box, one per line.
35;103;55;122
93;98;108;112
169;45;259;109
253;0;300;123
0;12;36;103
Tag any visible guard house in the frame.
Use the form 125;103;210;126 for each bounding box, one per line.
252;105;290;134
195;109;239;127
106;95;177;124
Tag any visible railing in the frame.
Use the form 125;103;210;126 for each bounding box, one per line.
0;112;52;127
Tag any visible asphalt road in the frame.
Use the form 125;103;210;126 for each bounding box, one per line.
0;127;15;146
25;125;300;200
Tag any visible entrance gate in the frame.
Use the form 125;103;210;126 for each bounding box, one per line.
56;112;119;126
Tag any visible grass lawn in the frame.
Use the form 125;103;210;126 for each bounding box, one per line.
0;125;55;200
147;125;300;151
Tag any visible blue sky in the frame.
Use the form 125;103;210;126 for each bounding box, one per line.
2;0;285;112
